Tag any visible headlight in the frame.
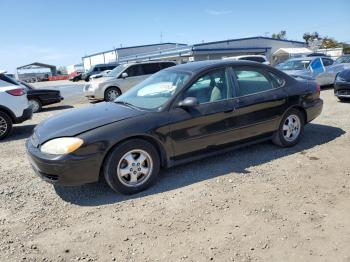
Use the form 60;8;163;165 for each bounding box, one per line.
336;75;346;82
41;137;84;155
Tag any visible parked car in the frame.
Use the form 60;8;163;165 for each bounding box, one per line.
89;69;112;80
334;68;350;101
69;73;83;82
223;55;270;65
19;81;64;113
81;63;119;82
316;55;350;86
26;60;323;194
275;56;334;81
307;53;329;57
83;61;176;102
0;73;32;140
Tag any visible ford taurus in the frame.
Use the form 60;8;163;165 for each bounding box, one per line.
26;60;323;194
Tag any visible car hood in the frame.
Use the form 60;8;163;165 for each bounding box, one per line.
34;102;144;144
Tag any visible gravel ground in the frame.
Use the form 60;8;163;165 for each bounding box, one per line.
0;88;349;262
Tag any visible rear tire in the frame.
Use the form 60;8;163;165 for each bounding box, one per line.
104;87;121;102
0;111;13;140
103;139;160;194
272;108;304;147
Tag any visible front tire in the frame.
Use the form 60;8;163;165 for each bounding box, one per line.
103;139;160;194
272;109;304;147
104;87;121;102
0;111;13;140
29;99;42;113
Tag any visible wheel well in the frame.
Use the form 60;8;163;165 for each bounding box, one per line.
292;106;307;124
99;135;167;180
0;107;15;122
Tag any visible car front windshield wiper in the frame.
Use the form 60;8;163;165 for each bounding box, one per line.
114;100;138;109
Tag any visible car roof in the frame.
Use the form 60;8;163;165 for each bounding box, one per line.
165;60;268;73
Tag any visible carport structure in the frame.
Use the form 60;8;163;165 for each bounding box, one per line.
16;62;57;80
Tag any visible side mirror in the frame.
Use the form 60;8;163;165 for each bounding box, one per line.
121;72;128;79
177;97;198;108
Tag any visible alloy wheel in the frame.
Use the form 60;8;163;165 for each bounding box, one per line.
29;99;40;113
107;89;119;101
117;149;153;187
283;114;301;142
0;116;8;136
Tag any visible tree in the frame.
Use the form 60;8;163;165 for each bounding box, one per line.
303;32;320;43
272;30;287;40
321;37;341;49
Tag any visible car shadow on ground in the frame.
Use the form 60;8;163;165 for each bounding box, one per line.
2;124;36;142
40;105;74;112
54;123;345;206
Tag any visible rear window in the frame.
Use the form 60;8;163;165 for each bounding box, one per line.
0;74;19;88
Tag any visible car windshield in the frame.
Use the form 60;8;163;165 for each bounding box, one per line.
335;56;350;64
107;64;128;78
277;59;311;70
115;70;191;110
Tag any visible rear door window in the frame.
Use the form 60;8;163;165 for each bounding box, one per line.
239;56;266;63
142;63;161;75
233;67;275;96
160;62;176;69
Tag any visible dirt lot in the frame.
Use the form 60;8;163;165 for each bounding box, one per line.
0;88;349;262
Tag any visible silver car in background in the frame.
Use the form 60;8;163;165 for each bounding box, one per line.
83;61;176;101
316;55;350;86
275;56;334;84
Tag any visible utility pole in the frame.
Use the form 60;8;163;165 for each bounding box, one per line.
160;32;163;43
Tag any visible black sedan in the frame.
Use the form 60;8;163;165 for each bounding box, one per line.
20;81;64;112
26;60;323;194
334;69;350;101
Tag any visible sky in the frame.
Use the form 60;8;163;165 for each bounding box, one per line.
0;0;349;72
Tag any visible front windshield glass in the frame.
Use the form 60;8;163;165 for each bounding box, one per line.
115;70;191;110
108;64;128;77
277;59;311;70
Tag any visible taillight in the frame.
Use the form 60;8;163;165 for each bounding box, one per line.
316;84;321;97
6;88;25;96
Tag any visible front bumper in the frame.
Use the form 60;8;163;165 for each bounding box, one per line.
14;106;33;124
334;83;350;98
83;84;103;100
26;138;101;186
305;98;323;123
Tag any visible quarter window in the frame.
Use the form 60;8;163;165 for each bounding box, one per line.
234;68;275;96
183;69;229;104
321;58;334;67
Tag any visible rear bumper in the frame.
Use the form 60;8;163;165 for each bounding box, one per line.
305;99;323;123
14;107;33;124
26;139;101;186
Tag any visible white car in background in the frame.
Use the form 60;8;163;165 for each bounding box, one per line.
0;71;33;139
223;55;270;65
